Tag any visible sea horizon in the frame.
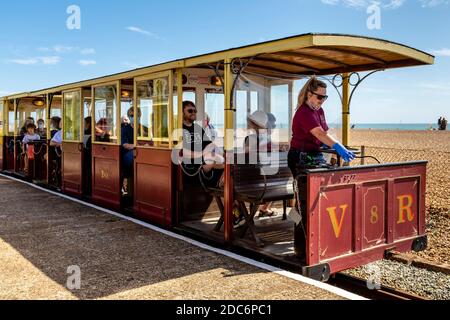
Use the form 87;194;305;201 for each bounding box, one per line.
227;123;444;131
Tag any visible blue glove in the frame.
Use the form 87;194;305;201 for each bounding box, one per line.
333;143;356;163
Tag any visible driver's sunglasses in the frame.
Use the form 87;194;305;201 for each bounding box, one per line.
312;92;329;101
187;109;198;114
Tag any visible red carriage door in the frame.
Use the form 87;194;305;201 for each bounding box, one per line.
133;72;174;226
62;89;84;197
91;82;121;210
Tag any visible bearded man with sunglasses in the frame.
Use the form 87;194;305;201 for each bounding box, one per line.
182;101;224;179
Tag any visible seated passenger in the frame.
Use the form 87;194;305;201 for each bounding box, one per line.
22;123;41;147
20;117;35;138
95;118;111;142
36;119;46;138
22;123;40;174
50;116;62;139
83;116;93;195
121;108;135;195
50;129;62;148
245;111;276;218
181;101;224;180
83;117;92;149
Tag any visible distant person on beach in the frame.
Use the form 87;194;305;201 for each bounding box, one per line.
438;117;443;128
440;117;448;131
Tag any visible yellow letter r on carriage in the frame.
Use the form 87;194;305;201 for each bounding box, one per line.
397;195;414;224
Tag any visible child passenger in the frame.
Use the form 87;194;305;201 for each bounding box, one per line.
22;123;41;174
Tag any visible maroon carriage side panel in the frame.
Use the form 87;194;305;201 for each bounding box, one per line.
307;161;427;274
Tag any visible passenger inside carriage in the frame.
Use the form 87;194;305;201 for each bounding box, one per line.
95;118;111;142
121;108;135;196
19;117;35;138
50;116;61;138
244;111;277;217
181;101;224;185
36;119;46;138
47;116;62;187
22;123;40;175
83;117;92;196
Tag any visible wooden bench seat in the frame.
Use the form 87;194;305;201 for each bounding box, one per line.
201;152;295;246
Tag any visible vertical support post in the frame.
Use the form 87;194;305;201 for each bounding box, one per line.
177;69;183;141
361;145;365;165
133;80;138;147
117;81;122;146
46;94;51;140
288;82;294;145
224;58;235;243
168;71;174;149
342;73;350;147
46;94;51;184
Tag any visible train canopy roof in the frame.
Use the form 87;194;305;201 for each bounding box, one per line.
2;33;435;99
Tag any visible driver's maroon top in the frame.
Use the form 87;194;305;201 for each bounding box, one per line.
290;103;329;152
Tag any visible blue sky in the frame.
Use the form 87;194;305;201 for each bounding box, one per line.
0;0;449;124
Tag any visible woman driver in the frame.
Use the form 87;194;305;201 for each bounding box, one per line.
289;76;355;177
289;76;356;258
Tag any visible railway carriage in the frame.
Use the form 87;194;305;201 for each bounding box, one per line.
0;33;433;281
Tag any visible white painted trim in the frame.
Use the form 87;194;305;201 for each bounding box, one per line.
0;173;367;300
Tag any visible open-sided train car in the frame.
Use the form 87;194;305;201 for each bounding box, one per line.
0;33;434;281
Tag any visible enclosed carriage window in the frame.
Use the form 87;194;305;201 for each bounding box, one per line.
235;90;260;129
63;91;81;141
205;91;224;130
94;85;118;144
136;77;170;147
271;84;291;143
16;99;47;137
8;103;14;135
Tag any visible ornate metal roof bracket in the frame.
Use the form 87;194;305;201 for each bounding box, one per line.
319;69;384;110
227;56;258;110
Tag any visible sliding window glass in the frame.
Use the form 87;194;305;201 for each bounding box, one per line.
63;91;81;142
93;84;118;144
136;77;170;148
8;102;14;136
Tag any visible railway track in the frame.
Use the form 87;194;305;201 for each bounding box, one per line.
329;273;429;300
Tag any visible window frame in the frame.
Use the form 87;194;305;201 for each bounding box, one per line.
62;89;83;143
92;81;121;146
134;71;174;149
